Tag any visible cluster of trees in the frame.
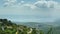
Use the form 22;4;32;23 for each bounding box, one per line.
0;19;53;34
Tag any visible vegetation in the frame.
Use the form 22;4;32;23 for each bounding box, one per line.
0;19;57;34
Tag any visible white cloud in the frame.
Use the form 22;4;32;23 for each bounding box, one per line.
34;0;59;8
3;0;59;9
3;0;17;7
21;4;37;9
0;0;60;22
2;0;60;17
4;0;17;3
3;0;25;7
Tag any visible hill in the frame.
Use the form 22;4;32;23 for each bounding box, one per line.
0;19;60;34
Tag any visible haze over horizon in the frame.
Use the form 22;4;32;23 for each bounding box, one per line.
0;15;58;22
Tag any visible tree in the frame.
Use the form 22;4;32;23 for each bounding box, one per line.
31;28;37;34
39;30;44;34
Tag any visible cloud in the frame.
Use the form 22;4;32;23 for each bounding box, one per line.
2;0;60;16
3;0;26;7
34;0;58;8
3;0;59;9
0;0;60;22
3;0;17;7
21;4;37;9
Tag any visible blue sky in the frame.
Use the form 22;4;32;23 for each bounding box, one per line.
0;0;60;22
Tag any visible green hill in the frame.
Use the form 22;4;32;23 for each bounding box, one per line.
0;19;60;34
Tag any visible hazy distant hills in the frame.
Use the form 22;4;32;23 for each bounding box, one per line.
23;22;49;28
14;22;60;34
14;21;60;27
12;19;60;34
13;21;60;30
14;22;50;34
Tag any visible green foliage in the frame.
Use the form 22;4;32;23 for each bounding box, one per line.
31;28;37;34
47;27;53;34
0;19;55;34
39;30;44;34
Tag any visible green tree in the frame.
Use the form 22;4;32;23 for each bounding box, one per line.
31;28;37;34
39;30;44;34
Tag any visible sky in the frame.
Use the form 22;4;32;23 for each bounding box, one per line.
0;0;60;22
